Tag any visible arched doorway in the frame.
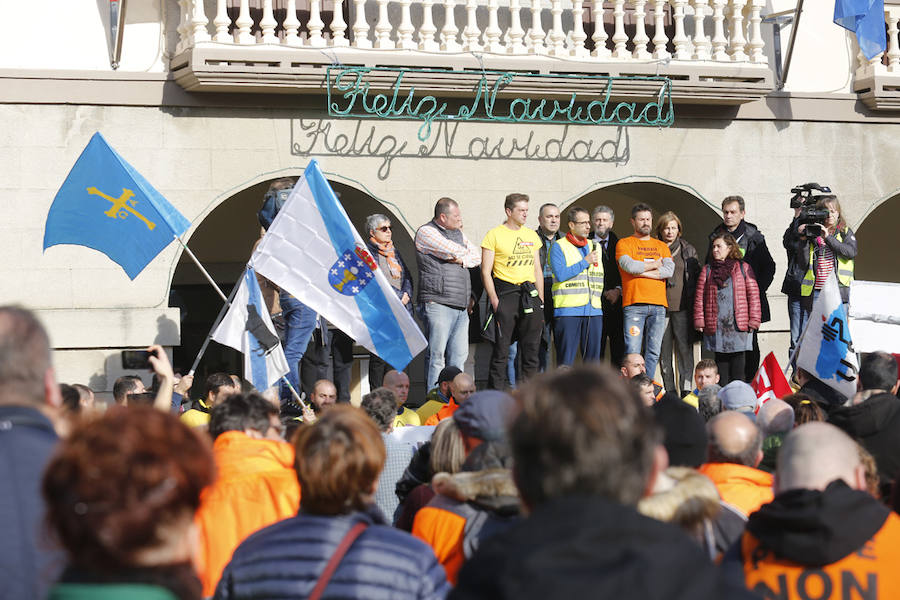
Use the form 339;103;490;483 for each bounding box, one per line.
168;177;420;401
855;193;900;283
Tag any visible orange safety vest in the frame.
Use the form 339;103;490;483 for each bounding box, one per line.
698;462;773;517
741;512;900;599
425;397;459;427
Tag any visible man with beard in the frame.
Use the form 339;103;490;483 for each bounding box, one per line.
616;203;673;381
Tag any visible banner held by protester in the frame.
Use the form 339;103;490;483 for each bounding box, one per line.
212;266;289;393
251;159;426;371
751;352;793;410
43;132;191;279
796;274;859;400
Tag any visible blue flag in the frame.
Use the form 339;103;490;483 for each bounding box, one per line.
835;0;887;61
43;132;191;279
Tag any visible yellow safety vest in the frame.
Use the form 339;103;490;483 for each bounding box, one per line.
551;238;604;309
800;229;854;297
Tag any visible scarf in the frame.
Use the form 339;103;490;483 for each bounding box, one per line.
709;258;737;289
566;232;588;247
369;236;402;279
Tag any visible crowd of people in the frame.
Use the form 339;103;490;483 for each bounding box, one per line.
3;186;883;600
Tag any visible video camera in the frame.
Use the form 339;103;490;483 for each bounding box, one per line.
790;182;832;237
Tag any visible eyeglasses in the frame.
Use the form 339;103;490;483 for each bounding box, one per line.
573;220;591;226
377;225;392;232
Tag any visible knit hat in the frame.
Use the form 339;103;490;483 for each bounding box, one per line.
453;390;515;441
653;392;708;468
718;381;758;421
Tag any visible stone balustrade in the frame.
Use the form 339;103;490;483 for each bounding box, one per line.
171;0;773;101
854;2;900;109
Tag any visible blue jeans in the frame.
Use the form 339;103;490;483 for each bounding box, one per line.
623;303;667;379
419;302;469;390
554;315;603;366
279;291;317;402
507;342;519;388
787;294;806;356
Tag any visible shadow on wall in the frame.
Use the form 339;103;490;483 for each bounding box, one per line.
856;193;899;283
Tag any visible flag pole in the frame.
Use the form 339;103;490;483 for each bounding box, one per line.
188;265;246;376
175;235;228;302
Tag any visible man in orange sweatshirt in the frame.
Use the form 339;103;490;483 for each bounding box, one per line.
194;393;301;597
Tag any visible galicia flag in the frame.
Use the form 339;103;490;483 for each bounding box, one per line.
43;133;190;279
251;160;426;370
751;352;793;410
835;0;887;61
212;267;289;392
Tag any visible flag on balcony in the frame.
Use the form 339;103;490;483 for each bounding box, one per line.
43;132;190;279
251;159;426;371
834;0;887;61
796;274;859;400
212;266;289;393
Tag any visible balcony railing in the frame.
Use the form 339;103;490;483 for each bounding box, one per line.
171;0;773;103
854;2;900;109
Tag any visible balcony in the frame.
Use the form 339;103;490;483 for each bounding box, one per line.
854;2;900;109
170;0;773;104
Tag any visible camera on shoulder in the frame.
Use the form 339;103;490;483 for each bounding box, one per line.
790;182;832;236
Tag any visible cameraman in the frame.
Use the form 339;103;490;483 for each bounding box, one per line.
783;195;856;349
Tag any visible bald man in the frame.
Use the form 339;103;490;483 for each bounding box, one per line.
422;372;476;426
756;398;794;473
731;423;900;598
698;411;773;517
384;370;420;427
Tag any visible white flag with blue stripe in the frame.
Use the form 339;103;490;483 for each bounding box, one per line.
211;267;290;392
796;273;859;400
251;160;426;370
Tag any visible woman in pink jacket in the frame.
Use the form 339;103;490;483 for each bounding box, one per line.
694;233;761;384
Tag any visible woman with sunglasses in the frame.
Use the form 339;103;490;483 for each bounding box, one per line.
365;213;414;387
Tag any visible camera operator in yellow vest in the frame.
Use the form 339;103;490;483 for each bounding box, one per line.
548;206;604;365
787;195;856;334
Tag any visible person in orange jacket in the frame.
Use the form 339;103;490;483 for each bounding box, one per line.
698;410;772;517
194;393;301;597
725;422;900;598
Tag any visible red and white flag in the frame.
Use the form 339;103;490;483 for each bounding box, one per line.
751;352;793;411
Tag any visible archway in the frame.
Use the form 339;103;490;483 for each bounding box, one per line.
855;193;900;283
168;177;420;401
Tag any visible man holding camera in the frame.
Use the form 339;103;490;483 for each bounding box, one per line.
706;196;776;381
783;190;856;353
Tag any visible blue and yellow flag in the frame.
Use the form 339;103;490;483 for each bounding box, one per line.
43;132;190;279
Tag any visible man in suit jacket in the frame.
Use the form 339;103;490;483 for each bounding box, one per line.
591;205;625;367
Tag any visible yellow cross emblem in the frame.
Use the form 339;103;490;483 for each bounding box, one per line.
86;186;156;231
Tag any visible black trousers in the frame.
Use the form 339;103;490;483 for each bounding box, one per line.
300;328;353;403
368;353;389;389
600;302;625;368
716;351;746;385
744;331;760;382
488;283;543;390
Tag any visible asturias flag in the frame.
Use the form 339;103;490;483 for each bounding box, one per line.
212;267;290;392
43;132;190;279
751;352;793;410
251;159;426;371
835;0;887;61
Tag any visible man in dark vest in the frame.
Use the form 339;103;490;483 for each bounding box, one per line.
415;197;482;391
536;203;561;371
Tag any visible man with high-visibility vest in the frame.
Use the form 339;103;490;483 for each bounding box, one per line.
727;422;900;598
548;206;604;366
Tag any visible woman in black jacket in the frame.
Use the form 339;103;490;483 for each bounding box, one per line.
216;406;449;600
656;212;701;395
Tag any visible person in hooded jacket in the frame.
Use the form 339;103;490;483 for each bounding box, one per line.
216;406;449;600
726;422;900;599
451;366;757;600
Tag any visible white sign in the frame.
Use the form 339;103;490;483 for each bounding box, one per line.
849;280;900;353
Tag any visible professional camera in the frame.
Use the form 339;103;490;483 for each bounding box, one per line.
790;182;832;237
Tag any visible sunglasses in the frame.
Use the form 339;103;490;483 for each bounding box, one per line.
377;225;392;232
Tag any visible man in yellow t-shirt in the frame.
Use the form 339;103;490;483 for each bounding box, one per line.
615;203;674;382
481;193;544;389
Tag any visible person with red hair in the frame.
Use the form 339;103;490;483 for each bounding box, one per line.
42;406;215;599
